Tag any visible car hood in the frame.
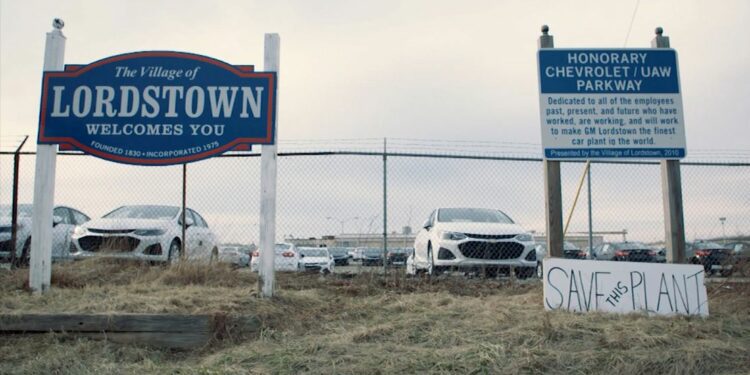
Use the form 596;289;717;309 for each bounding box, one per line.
0;217;32;227
300;256;330;263
83;218;173;230
434;222;527;235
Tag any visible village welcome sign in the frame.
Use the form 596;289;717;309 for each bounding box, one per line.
37;51;276;165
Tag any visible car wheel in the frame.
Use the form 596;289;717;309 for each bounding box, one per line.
515;267;535;280
427;244;444;276
17;239;31;267
167;240;181;265
210;247;218;264
536;261;544;279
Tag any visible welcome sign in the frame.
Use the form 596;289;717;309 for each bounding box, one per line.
37;51;276;165
543;258;708;317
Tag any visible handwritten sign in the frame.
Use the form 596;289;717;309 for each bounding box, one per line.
543;258;708;317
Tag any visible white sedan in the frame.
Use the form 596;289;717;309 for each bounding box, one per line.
250;243;301;272
70;205;218;263
0;204;90;264
298;247;334;274
409;207;537;278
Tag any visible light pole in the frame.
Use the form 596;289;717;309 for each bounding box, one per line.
719;217;727;244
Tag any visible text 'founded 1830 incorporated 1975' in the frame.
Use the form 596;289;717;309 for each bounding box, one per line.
538;49;685;160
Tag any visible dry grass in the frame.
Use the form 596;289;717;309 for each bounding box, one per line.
1;259;749;374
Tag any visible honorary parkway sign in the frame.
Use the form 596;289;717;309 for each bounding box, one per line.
538;49;686;159
38;51;277;165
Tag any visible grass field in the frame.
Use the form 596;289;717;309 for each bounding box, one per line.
1;259;749;374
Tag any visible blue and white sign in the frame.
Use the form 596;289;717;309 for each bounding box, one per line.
38;51;276;165
538;49;686;159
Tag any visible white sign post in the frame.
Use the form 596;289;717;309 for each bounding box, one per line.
543;258;708;317
259;34;280;298
30;20;66;294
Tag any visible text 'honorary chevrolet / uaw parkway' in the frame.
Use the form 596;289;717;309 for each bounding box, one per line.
37;51;277;165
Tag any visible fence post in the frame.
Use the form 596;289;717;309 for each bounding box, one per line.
181;163;187;260
30;20;66;294
10;136;29;268
382;138;388;275
652;27;686;264
259;33;280;298
587;163;593;254
539;25;564;259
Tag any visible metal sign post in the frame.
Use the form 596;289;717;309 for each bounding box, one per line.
653;28;686;263
30;20;66;294
539;26;564;259
259;34;280;298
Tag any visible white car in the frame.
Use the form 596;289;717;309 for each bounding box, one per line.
70;205;218;263
298;247;335;274
250;243;300;272
217;245;251;267
409;207;537;278
0;204;90;264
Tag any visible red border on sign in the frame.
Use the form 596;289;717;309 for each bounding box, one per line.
37;51;273;165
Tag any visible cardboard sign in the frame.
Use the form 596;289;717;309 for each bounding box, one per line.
543;258;708;316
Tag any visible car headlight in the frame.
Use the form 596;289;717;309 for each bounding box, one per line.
440;231;467;241
133;229;165;236
73;226;87;236
514;233;533;242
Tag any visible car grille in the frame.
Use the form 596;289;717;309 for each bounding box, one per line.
620;250;654;262
77;236;140;252
464;233;517;240
88;228;135;234
0;239;13;253
458;241;525;260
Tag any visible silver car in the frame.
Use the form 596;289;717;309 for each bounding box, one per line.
0;204;90;264
410;208;536;278
70;205;218;263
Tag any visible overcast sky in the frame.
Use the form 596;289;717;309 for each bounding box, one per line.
2;0;749;149
1;1;748;244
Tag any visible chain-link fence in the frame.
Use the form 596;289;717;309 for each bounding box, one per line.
1;138;749;278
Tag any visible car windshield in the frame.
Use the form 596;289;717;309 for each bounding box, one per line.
300;249;328;257
329;248;348;256
693;242;727;250
0;204;33;218
563;242;580;251
364;249;382;256
104;206;179;220
389;248;409;254
612;242;648;250
437;208;513;223
274;244;292;253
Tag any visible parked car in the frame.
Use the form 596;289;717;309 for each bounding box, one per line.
361;248;384;266
250;243;300;272
686;241;733;276
409;207;536;278
70;205;217;263
352;247;368;261
387;248;412;266
727;241;750;276
533;241;590;279
562;241;588;259
328;247;350;266
591;242;657;263
655;247;667;263
298;247;335;274
0;204;90;264
217;245;250;267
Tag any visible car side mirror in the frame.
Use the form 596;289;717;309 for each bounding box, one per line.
53;215;63;227
184;217;195;227
300;254;305;258
422;219;431;230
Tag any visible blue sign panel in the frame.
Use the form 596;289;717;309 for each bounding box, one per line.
539;49;679;94
537;48;685;160
38;51;276;165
